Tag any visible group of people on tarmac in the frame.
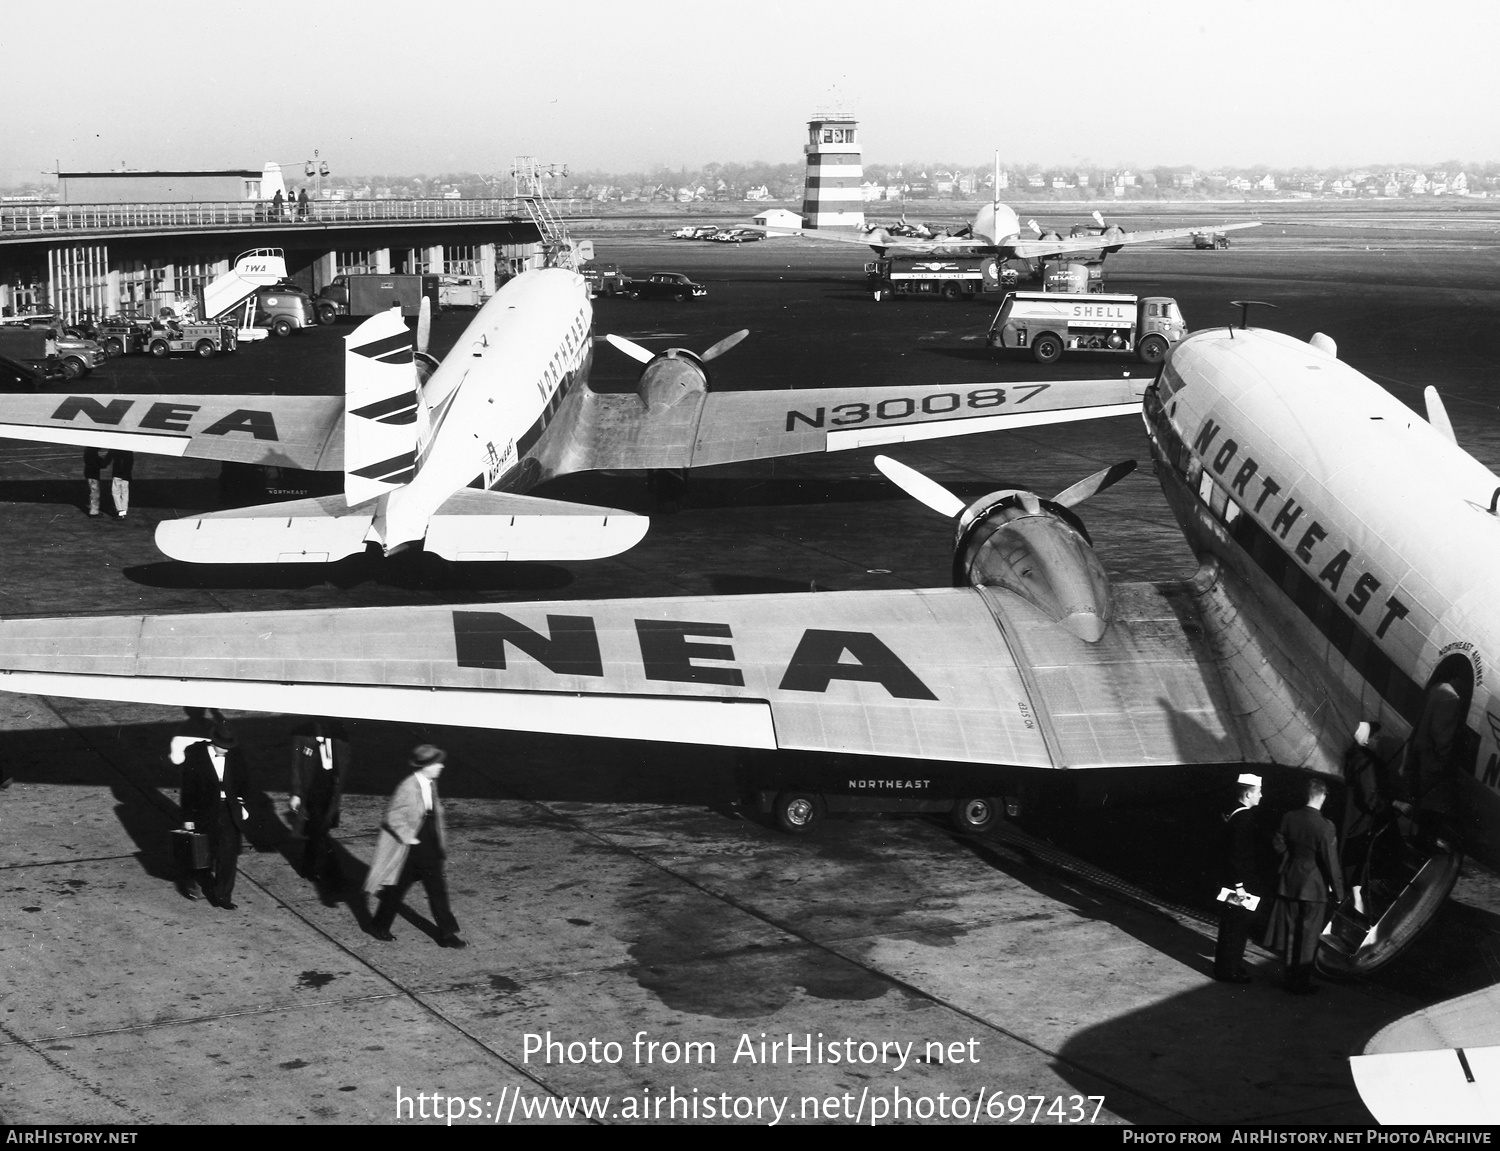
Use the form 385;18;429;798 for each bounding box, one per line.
1213;718;1428;994
171;711;466;949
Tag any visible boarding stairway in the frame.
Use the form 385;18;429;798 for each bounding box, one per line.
191;249;289;341
522;197;587;271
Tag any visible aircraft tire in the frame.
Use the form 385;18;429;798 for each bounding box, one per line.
774;790;826;835
951;797;1001;834
1032;334;1063;365
1138;335;1169;364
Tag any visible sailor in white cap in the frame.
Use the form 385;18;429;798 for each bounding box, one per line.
1214;771;1263;983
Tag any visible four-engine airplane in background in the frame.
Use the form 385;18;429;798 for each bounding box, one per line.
755;201;1262;260
1;319;1497;1016
0;268;1143;566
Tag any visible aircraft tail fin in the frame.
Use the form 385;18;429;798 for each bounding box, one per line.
343;311;432;507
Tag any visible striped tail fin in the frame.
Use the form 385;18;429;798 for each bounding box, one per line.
343;310;432;507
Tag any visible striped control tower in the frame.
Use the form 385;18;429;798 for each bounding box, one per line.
800;113;865;230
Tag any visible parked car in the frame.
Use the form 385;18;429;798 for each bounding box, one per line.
0;351;64;391
0;315;106;379
625;272;708;302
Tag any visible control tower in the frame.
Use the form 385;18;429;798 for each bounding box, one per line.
800;113;865;230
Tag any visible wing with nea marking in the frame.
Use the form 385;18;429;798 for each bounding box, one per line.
0;582;1252;770
0;392;345;470
569;377;1145;471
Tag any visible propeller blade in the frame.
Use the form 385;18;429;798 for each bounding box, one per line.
1424;387;1457;446
605;333;655;364
1092;210;1107;229
416;296;431;355
874;455;966;519
1052;459;1137;508
700;329;749;362
1028;218;1042;236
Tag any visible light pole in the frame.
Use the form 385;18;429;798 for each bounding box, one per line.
303;151;329;214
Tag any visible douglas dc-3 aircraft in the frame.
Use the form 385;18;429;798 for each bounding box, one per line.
0;321;1497;1119
0;269;1140;566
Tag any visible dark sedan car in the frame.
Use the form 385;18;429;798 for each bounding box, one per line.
0;351;64;391
626;272;708;301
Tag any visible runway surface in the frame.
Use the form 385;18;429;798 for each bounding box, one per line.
3;213;1500;1124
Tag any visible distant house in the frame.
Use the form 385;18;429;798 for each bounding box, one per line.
744;185;772;201
1257;174;1277;192
1452;172;1469;195
752;208;804;231
1027;173;1045;188
1384;177;1401;197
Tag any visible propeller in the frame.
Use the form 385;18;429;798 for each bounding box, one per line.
606;329;749;365
1423;386;1457;446
875;455;1137;515
414;296;439;384
1092;210;1107;229
1028;219;1042;236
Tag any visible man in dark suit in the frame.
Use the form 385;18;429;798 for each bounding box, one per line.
1214;772;1262;984
289;719;352;883
364;745;465;948
1267;777;1346;994
180;727;250;909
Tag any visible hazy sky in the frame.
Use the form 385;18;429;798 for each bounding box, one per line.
5;0;1497;185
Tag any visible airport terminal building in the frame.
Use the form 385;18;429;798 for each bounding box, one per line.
0;165;550;320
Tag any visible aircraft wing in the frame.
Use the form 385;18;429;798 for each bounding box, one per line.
0;582;1255;768
565;377;1145;471
751;226;994;254
1349;987;1500;1123
0;392;345;470
1008;221;1262;261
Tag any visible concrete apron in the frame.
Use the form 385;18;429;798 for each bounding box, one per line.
0;693;1401;1125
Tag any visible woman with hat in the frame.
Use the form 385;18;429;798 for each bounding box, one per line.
364;745;466;948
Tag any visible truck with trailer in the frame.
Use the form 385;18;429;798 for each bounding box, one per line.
986;291;1187;365
314;274;440;324
865;255;1020;301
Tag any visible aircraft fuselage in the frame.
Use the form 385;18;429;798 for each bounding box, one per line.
1144;328;1500;867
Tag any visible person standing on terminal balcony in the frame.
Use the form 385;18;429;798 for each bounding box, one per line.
83;447;133;518
1213;772;1263;984
296;188;309;221
1266;777;1345;994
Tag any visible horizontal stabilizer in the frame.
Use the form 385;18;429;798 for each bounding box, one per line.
155;495;373;564
423;489;649;562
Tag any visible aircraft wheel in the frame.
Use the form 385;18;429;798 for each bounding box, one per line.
1032;333;1063;365
149;339;170;358
195;339;217;359
951;796;1001;834
774;790;826;835
1137;335;1169;364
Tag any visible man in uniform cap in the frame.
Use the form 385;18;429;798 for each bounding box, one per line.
179;726;250;908
1214;773;1262;984
364;745;466;948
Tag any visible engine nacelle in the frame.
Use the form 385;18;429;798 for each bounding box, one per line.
637;349;709;411
952;490;1113;642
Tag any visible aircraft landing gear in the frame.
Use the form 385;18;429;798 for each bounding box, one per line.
773;790;826;834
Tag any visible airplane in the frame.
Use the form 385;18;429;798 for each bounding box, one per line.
756;201;1262;260
0;268;1144;567
1;311;1494;1016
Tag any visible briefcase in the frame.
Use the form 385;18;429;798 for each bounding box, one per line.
171;829;211;870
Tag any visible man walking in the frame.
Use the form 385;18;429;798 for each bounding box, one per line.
1267;777;1345;994
364;745;466;948
180;727;250;909
290;718;351;883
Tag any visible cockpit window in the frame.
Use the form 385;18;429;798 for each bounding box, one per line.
1157;361;1186;401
